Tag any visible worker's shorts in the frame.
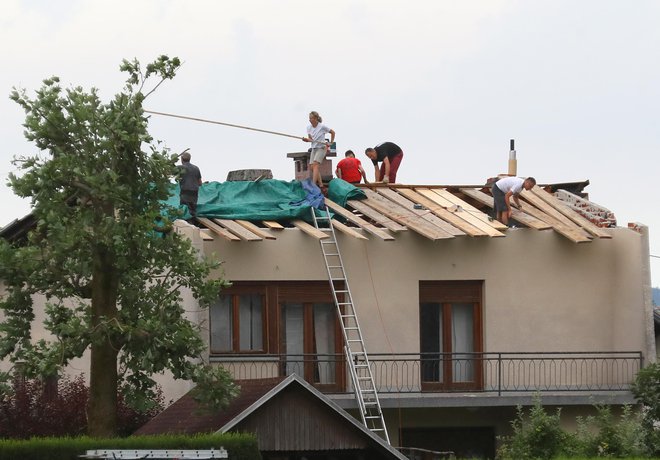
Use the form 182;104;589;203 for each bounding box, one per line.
309;147;327;164
492;184;507;214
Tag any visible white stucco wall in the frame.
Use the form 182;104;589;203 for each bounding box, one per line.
205;226;650;359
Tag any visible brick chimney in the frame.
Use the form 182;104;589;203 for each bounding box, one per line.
286;149;337;183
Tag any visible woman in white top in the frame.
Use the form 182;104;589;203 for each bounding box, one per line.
302;111;335;188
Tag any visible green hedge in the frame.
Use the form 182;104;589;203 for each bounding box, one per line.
0;433;261;460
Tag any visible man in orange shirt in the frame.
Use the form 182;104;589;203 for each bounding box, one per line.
335;150;368;185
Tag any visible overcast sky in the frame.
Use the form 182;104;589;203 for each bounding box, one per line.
1;0;659;286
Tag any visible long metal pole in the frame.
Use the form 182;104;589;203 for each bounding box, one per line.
145;109;304;141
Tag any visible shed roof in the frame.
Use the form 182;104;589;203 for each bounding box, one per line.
136;374;407;459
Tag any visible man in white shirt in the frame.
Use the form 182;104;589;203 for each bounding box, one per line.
492;176;536;225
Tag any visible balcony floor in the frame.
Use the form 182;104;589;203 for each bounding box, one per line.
328;390;636;409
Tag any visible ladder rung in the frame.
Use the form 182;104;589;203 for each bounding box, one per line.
331;277;346;281
337;302;352;305
321;240;337;245
365;415;382;419
328;265;343;269
344;327;359;330
325;253;340;256
340;313;355;317
335;290;349;293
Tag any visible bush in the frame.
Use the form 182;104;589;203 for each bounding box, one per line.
497;396;572;460
0;433;261;460
497;397;649;459
631;362;660;456
0;375;163;438
572;405;647;458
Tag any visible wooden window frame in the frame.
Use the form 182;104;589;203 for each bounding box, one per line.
419;281;484;391
209;283;267;354
209;281;346;391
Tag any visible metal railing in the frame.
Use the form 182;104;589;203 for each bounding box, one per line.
209;351;643;395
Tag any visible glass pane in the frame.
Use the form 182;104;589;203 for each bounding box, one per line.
312;303;335;384
210;295;232;352
420;303;442;382
238;294;263;351
282;303;304;377
452;303;474;382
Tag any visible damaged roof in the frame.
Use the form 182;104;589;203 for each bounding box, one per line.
192;180;615;245
1;179;617;246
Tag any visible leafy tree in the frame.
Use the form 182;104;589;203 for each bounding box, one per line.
0;56;237;437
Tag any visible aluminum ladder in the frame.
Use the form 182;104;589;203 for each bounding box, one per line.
311;207;390;444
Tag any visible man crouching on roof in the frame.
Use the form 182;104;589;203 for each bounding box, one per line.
492;176;536;226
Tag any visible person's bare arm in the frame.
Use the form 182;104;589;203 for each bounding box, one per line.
373;164;380;182
336;166;342;179
382;157;391;183
359;165;368;184
328;129;335;144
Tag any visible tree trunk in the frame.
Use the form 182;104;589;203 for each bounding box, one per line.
87;244;120;437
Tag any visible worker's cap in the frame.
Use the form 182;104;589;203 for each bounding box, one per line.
181;151;191;161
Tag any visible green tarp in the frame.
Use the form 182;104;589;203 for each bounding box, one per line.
327;178;367;207
164;178;366;221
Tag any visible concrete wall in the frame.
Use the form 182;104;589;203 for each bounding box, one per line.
204;226;649;358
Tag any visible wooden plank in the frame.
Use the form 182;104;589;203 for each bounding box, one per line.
398;188;488;237
459;188;552;231
262;220;285;230
196;217;240;242
513;198;592;243
376;188;466;237
331;219;368;240
291;219;330;239
360;189;454;240
199;229;214;241
214;219;262;242
530;187;612;239
416;189;505;238
433;188;509;231
234;220;277;240
324;198;394;241
347;199;407;233
520;190;593;242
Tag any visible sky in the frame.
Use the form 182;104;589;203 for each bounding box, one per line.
1;0;659;286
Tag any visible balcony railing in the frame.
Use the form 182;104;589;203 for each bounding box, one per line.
209;351;643;395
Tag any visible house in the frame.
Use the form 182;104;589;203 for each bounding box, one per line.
1;152;655;457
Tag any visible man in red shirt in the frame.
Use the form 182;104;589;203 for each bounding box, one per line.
335;150;368;185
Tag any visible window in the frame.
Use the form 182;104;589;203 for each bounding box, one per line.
208;281;345;391
281;301;338;387
278;281;345;391
420;281;483;391
210;290;265;353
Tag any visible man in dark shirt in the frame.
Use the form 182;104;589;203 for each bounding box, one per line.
178;150;202;218
365;142;404;183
